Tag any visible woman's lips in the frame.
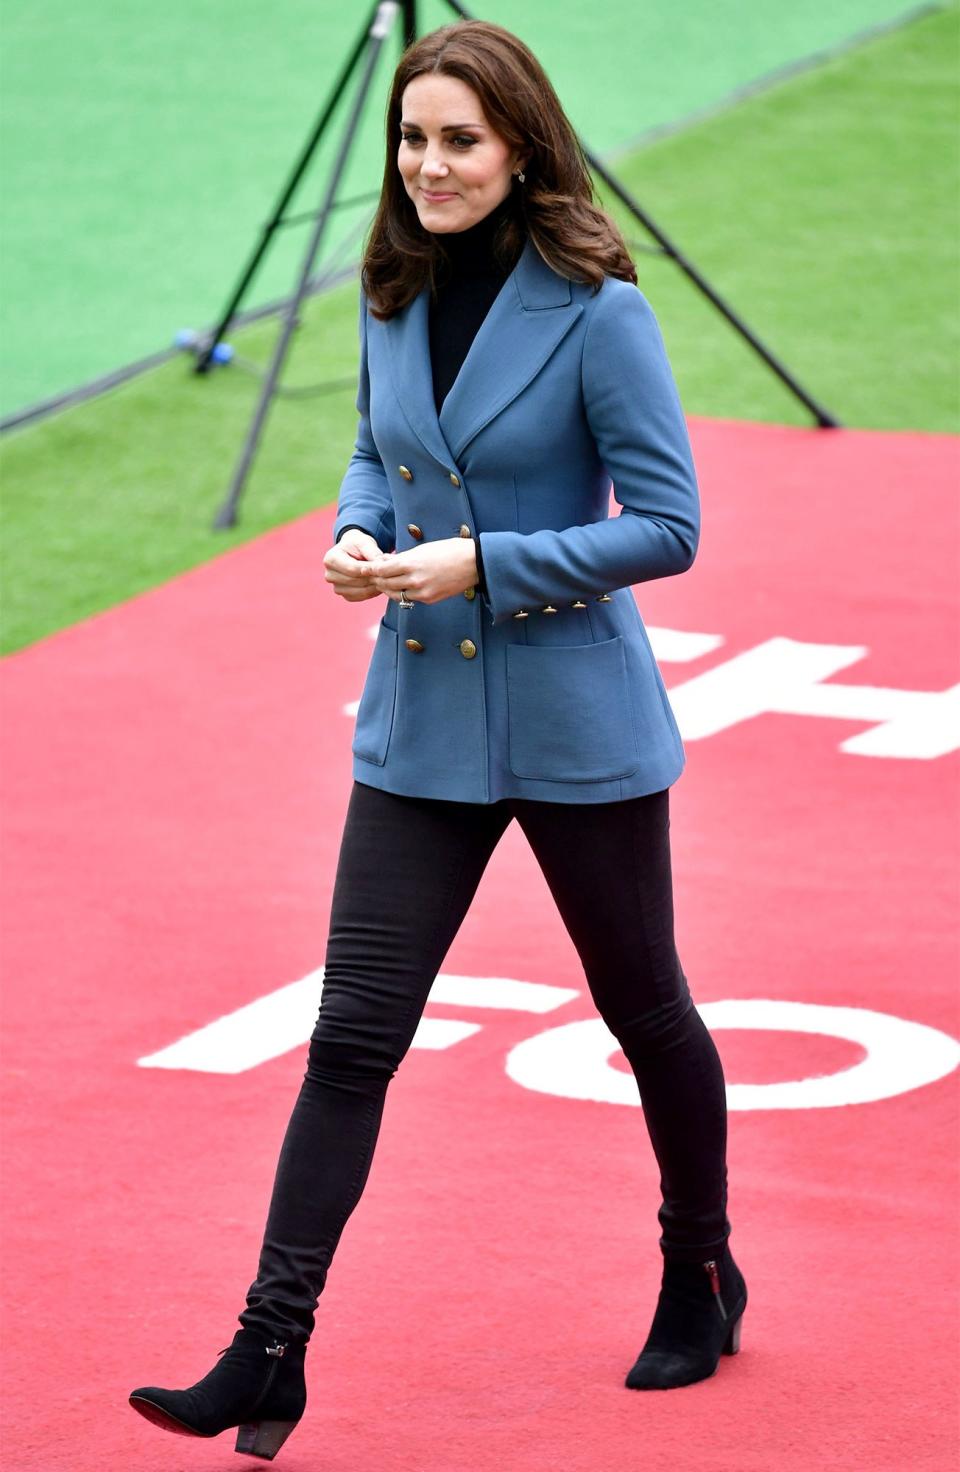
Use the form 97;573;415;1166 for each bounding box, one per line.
421;189;457;201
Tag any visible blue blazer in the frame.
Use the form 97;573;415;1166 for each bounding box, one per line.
333;234;701;804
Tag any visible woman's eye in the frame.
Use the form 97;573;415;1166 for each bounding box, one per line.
400;134;475;148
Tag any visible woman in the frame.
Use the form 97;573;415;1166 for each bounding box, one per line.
129;19;746;1459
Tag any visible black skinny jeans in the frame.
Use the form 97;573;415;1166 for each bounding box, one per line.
238;779;731;1344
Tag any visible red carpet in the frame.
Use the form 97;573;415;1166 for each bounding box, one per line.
2;417;958;1469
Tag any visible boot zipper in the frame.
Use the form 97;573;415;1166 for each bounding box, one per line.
261;1341;287;1399
703;1260;728;1319
248;1340;287;1416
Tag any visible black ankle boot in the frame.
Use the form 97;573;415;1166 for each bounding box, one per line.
624;1245;747;1390
128;1326;307;1460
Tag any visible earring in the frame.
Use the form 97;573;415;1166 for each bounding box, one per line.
515;169;526;183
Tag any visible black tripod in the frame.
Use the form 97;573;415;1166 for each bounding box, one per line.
200;0;838;531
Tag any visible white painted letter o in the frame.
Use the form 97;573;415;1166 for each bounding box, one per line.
504;999;960;1110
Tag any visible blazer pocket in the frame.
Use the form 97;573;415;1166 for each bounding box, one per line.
352;622;398;766
506;635;640;782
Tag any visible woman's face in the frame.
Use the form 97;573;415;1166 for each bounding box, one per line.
398;73;524;234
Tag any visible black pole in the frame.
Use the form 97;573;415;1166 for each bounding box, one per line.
195;0;386;374
586;154;839;427
400;0;417;46
211;1;401;529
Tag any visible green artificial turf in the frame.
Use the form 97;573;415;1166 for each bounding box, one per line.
0;0;927;416
0;288;363;650
599;0;960;433
1;2;957;655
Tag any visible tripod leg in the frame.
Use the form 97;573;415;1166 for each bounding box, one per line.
197;0;387;374
587;152;840;426
213;1;402;529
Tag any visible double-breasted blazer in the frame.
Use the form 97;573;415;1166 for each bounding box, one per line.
332;233;701;805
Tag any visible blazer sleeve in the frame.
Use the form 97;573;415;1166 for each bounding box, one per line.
331;289;397;554
476;281;700;627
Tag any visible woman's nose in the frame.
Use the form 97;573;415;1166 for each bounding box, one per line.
421;152;449;180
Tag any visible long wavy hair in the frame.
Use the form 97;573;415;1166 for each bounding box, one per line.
361;19;637;320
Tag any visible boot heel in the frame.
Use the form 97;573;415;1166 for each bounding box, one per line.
234;1419;299;1460
722;1313;742;1356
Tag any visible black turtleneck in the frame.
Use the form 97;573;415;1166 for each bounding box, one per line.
427;189;518;412
339;192;525;598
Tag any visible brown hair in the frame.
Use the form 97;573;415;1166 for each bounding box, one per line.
360;19;637;320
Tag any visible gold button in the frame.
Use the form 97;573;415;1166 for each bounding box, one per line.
596;593;612;602
541;605;558;615
463;586;476;600
572;600;587;609
449;472;461;487
398;465;413;481
459;638;477;659
512;609;529;619
458;524;471;538
407;523;423;540
405;638;424;653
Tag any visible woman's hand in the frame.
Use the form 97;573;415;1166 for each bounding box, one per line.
323;529;385;602
358;538;479;604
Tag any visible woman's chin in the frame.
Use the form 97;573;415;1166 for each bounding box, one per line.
418;212;462;232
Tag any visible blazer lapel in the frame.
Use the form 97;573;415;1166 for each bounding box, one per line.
382;234;584;466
